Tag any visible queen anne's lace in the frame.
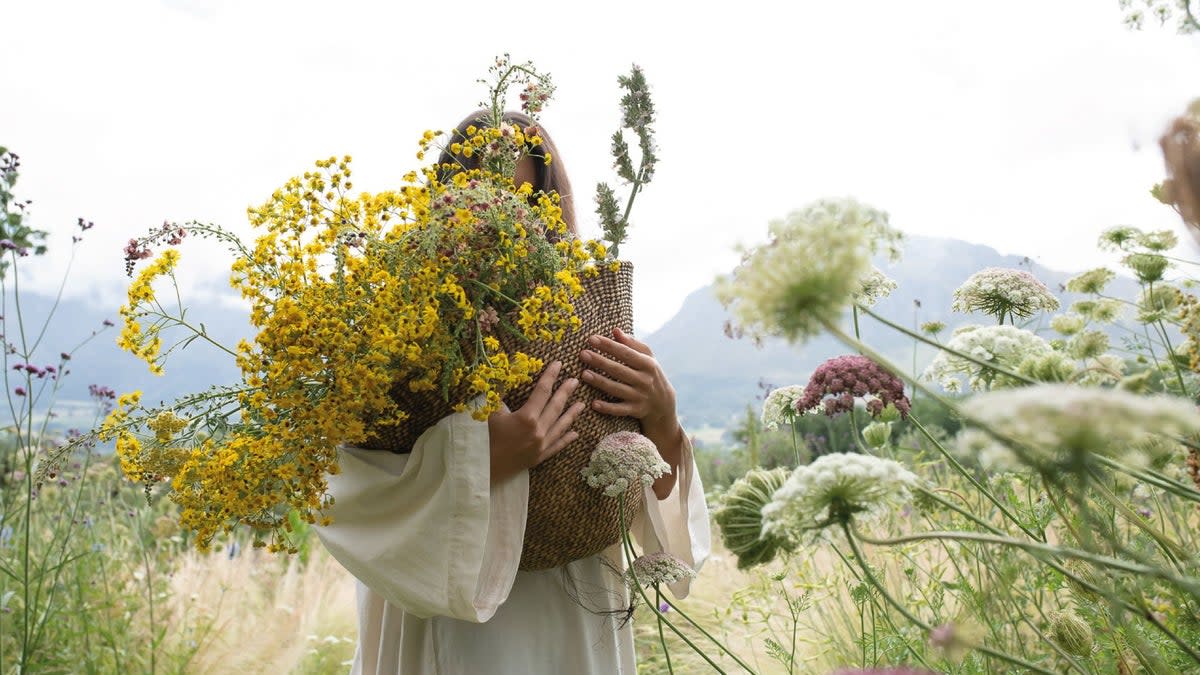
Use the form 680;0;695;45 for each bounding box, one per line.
626;552;697;588
761;385;805;429
958;384;1200;470
855;266;898;307
716;198;902;343
762;453;918;536
923;324;1052;392
581;431;670;498
951;267;1060;321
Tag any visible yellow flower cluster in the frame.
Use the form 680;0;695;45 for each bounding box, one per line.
118;249;180;375
110;146;611;552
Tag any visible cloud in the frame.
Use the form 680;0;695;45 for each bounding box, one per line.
2;0;1197;334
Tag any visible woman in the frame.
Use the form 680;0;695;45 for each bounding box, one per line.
315;111;710;674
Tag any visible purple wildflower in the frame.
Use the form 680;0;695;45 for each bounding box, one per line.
797;355;911;419
89;384;116;412
928;623;956;649
13;386;26;397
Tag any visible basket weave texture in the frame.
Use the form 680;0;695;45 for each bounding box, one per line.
358;262;644;570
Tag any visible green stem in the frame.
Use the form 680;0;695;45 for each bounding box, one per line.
789;421;799;466
659;594;757;674
1085;470;1191;566
782;579;798;675
143;301;238;359
467;277;522;308
828;545;933;669
1093;455;1200;503
618;495;734;674
655;586;674;674
918;487;1005;535
852;526;1200;596
909;416;1042;541
1145;281;1189;396
842;524;1058;675
857;305;1038;385
822;318;1044;540
848;408;870;454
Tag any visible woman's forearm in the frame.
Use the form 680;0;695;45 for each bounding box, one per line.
644;417;685;499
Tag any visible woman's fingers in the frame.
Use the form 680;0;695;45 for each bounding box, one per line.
539;377;579;427
522;360;562;414
611;327;654;356
591;398;638;417
579;347;641;384
580;367;639;401
587;334;653;369
544;401;584;448
539;429;579;463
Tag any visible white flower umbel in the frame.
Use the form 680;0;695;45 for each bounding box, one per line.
716;198;901;343
762;453;918;536
956;428;1022;472
761;384;805;429
581;431;670;498
923;324;1052;392
626;551;697;588
951;267;1060;322
959;384;1200;471
855;266;898;308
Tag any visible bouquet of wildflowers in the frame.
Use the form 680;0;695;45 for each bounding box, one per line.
46;57;621;553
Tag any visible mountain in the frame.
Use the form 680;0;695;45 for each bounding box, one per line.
3;289;249;430
9;234;1141;434
642;235;1141;429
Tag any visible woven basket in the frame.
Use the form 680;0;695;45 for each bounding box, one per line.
358;262;644;571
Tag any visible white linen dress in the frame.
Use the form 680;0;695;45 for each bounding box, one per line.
315;410;711;675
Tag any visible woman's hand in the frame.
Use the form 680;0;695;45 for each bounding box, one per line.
580;328;685;499
488;360;584;484
579;328;677;435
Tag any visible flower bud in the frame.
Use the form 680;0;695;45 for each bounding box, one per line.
1062;560;1102;602
862;421;892;448
1050;610;1094;656
714;467;794;570
878;403;903;423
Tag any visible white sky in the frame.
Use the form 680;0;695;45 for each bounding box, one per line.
3;0;1197;334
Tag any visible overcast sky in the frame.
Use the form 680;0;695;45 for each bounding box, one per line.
3;0;1197;334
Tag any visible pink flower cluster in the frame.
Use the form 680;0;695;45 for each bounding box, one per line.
797;355;910;418
12;362;58;380
124;221;187;275
89;384;117;413
520;83;552;114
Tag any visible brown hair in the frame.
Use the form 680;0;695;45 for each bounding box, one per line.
1161;114;1200;239
436;110;578;236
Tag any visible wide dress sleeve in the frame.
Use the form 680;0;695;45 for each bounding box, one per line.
314;410;529;622
317;411;711;617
